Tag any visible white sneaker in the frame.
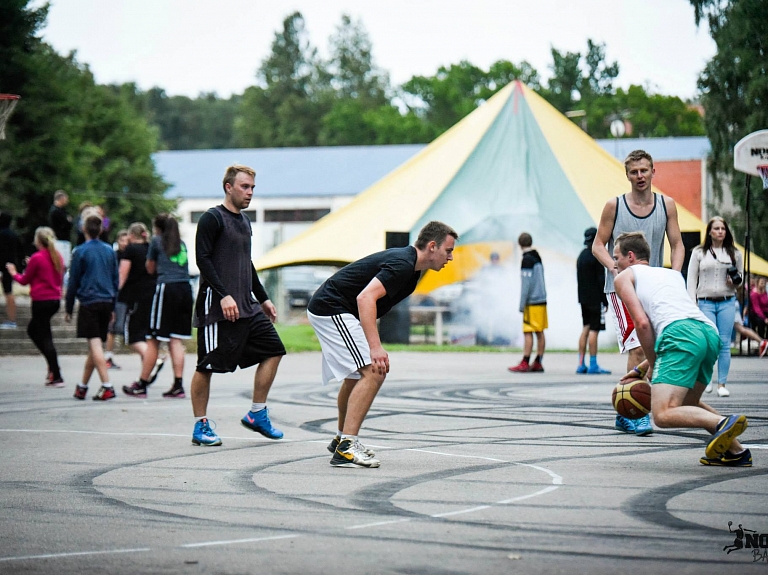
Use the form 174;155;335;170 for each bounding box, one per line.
705;383;713;393
717;386;730;397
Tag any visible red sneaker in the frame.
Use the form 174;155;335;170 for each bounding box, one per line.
73;385;88;400
530;360;544;372
92;386;116;401
508;360;530;373
760;339;768;358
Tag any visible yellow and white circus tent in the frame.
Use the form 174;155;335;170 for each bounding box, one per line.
254;81;768;348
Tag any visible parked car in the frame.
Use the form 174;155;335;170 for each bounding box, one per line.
282;266;334;308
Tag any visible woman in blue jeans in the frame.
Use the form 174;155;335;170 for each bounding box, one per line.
686;216;743;396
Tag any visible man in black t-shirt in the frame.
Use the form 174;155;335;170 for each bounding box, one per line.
307;221;458;468
576;227;610;375
189;164;286;448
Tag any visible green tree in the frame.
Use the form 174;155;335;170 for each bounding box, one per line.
689;0;768;257
0;0;171;246
234;11;330;147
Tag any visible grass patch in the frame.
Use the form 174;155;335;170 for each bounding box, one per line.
191;325;618;354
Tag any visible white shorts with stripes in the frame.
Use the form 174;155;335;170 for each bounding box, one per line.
307;311;371;385
608;291;641;354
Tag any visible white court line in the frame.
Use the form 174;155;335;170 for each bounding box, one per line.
346;518;412;530
0;437;563;562
0;429;294;442
181;534;298;548
0;547;151;562
743;444;768;450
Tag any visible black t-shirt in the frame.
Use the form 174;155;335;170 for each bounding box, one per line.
118;242;156;304
308;246;420;318
576;246;607;307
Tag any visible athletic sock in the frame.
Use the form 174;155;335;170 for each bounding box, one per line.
105;352;113;361
195;415;207;423
589;355;598;369
251;402;266;413
341;434;357;442
138;378;150;387
77;383;88;389
174;377;183;388
578;353;585;366
534;355;543;363
522;356;530;363
102;382;113;388
336;429;343;437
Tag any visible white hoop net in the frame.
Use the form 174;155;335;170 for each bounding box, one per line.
0;95;20;140
758;165;768;191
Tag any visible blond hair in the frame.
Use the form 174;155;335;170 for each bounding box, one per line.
35;226;63;274
222;164;256;192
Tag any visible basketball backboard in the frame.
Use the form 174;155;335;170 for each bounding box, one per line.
734;129;768;176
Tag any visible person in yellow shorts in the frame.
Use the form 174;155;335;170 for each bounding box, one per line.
509;232;548;373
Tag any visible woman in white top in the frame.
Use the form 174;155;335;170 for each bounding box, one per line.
686;216;743;397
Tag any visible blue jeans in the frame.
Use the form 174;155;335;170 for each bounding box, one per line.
698;297;736;384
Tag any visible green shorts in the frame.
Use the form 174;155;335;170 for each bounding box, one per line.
651;319;720;388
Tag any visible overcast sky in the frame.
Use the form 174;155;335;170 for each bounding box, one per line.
38;0;715;100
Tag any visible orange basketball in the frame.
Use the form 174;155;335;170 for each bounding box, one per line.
612;378;652;419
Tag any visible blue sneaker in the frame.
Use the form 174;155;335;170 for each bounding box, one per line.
705;414;748;459
192;418;222;446
615;415;636;433
634;414;653;436
576;364;588;374
241;408;284;439
587;365;611;374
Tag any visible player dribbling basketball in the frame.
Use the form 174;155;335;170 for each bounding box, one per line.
613;232;752;467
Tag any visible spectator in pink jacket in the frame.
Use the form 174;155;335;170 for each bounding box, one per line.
6;227;65;387
750;276;768;340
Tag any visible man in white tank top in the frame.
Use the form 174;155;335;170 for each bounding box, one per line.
592;150;685;436
613;232;751;467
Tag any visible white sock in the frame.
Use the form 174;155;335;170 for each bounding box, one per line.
105;352;113;360
251;402;266;413
102;383;113;388
78;383;88;389
341;434;357;442
195;415;207;422
336;429;343;437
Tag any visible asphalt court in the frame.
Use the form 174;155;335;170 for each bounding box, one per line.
1;350;767;574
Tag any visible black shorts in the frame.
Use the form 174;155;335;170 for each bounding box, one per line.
581;303;606;332
2;269;12;294
149;281;193;341
124;299;151;344
77;301;114;341
196;312;286;373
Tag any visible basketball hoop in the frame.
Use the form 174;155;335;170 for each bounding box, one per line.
758;165;768;191
0;94;20;140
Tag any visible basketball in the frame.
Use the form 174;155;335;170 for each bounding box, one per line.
612;378;651;419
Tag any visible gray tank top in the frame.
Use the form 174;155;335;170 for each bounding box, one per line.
604;193;668;293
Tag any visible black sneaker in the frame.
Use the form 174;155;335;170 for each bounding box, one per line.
73;385;88;400
330;438;380;468
327;434;375;456
700;448;752;467
105;358;121;370
122;382;147;398
162;386;186;398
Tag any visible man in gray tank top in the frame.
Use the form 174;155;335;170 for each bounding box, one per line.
592;150;684;436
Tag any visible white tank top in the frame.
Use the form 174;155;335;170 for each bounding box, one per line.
631;265;714;336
